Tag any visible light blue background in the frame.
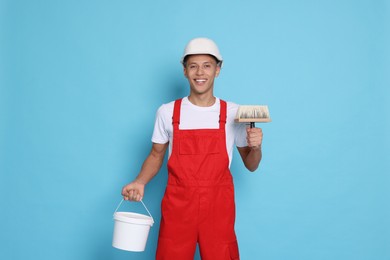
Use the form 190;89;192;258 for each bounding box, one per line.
1;0;389;259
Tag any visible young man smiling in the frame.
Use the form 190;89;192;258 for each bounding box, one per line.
122;38;263;260
184;54;220;98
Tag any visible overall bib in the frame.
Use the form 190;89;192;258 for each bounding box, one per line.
156;99;239;260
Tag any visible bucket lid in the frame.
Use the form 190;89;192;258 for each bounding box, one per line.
114;212;154;226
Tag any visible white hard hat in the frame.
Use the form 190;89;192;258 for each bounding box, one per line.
180;37;223;66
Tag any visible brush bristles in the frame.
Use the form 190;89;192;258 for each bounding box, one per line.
235;105;271;123
238;106;269;119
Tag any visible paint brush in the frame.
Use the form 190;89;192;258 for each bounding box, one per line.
235;105;271;128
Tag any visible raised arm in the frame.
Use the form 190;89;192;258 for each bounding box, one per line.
121;142;168;201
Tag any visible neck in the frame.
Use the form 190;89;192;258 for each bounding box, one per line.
188;94;216;107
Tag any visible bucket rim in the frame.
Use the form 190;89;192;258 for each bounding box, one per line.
114;212;154;226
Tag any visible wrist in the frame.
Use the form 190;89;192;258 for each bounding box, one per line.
134;179;146;186
250;145;262;151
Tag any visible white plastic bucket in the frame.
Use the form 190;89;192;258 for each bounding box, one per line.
112;199;154;252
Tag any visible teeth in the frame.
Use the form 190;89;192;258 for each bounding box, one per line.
196;79;206;82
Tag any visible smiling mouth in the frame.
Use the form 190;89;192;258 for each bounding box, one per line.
195;79;207;83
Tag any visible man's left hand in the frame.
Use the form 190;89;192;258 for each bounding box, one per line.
246;127;263;149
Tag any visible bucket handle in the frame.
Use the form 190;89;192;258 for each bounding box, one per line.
114;199;154;223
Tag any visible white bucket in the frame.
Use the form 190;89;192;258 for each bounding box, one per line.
112;199;154;252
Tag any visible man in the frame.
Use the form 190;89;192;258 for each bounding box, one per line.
122;37;263;260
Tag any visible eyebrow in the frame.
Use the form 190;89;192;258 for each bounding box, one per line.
188;61;213;65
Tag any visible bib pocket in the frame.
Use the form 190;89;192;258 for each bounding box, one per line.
179;134;221;155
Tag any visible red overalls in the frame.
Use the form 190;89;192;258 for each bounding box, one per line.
156;98;240;260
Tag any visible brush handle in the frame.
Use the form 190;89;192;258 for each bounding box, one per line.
250;122;255;128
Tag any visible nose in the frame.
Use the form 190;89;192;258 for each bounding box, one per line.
196;66;204;75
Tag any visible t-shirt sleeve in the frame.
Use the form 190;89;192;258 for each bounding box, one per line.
235;122;248;147
151;105;169;144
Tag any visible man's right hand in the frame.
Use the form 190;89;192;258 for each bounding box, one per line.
121;181;145;201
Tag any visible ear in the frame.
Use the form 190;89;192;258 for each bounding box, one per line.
183;66;188;78
215;66;221;78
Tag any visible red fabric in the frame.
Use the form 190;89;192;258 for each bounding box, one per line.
156;99;239;260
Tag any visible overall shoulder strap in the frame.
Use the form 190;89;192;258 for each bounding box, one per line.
219;99;227;129
172;98;182;131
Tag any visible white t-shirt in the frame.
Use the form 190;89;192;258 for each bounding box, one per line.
151;97;248;167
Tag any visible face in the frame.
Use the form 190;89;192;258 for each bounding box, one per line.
183;54;221;96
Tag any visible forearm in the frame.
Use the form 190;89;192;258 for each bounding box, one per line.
135;152;164;185
122;143;168;201
238;145;262;172
244;146;262;172
134;142;168;185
